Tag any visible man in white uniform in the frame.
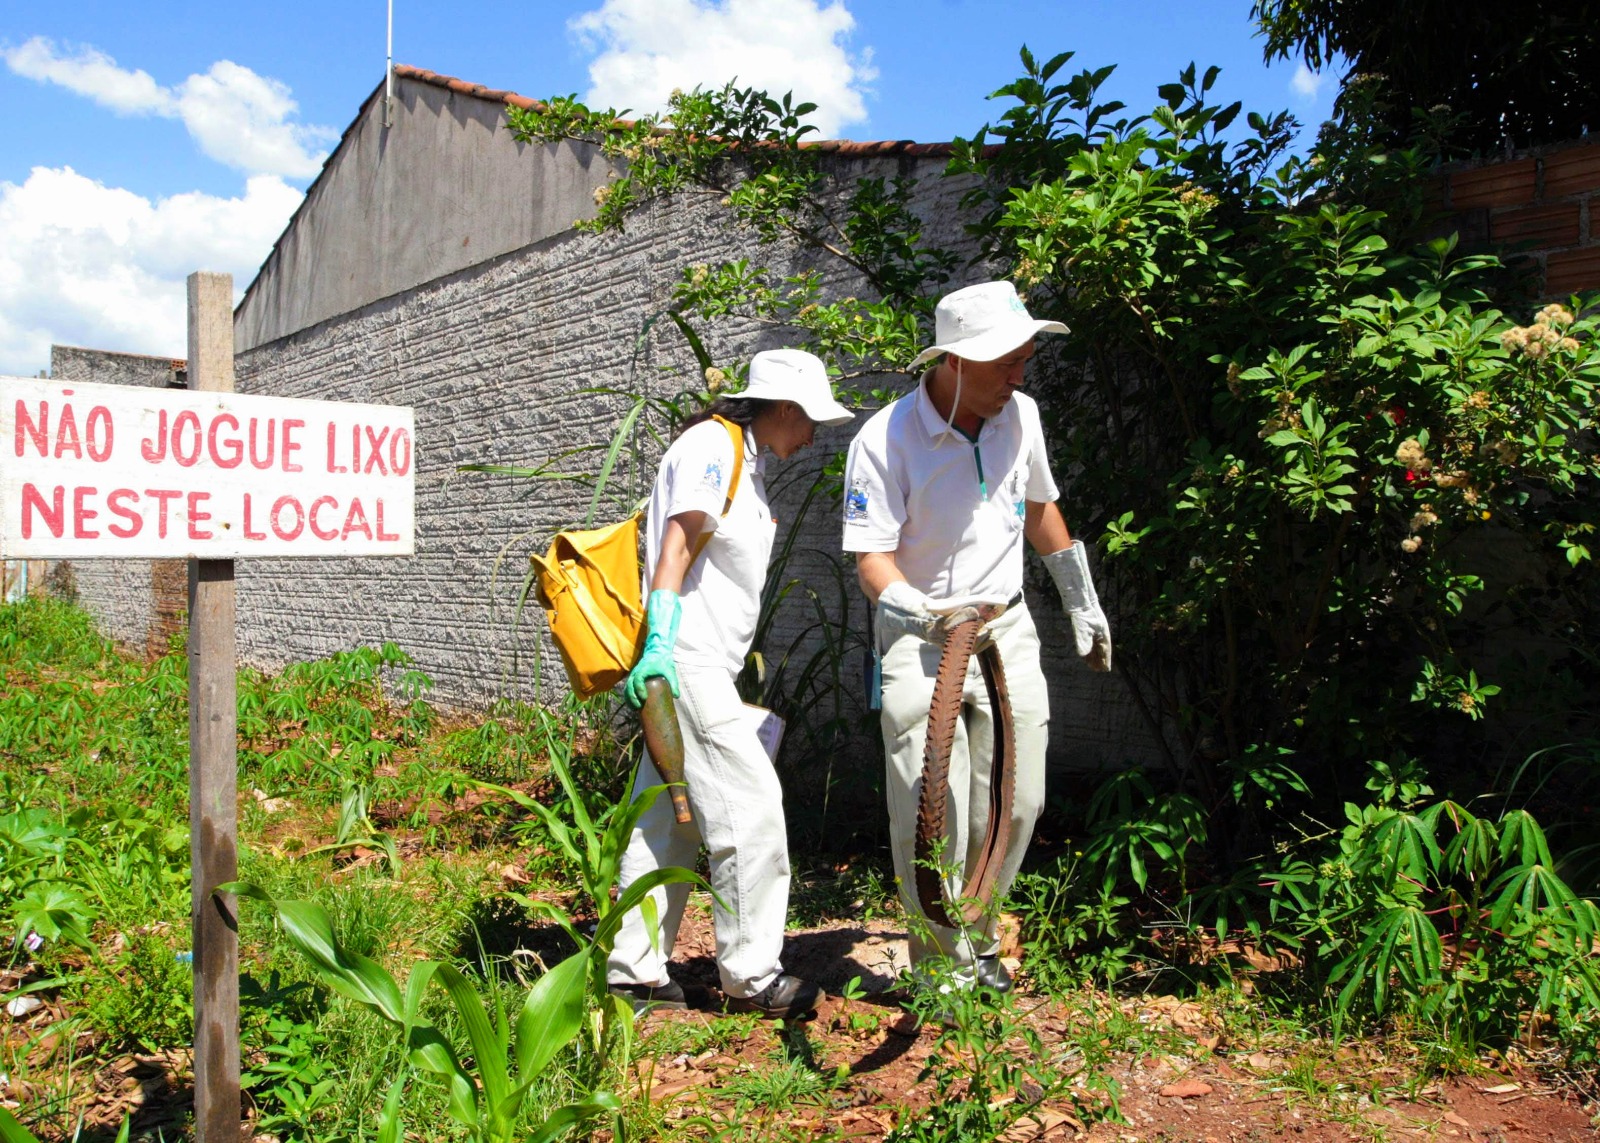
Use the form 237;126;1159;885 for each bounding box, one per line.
842;281;1112;991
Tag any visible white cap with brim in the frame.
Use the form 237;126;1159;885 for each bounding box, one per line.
737;348;854;426
909;280;1069;369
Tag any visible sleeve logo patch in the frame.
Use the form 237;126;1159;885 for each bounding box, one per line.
700;459;725;492
845;476;871;525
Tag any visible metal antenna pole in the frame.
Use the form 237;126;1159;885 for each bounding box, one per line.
384;0;394;128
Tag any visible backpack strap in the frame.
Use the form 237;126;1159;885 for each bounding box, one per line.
689;415;745;566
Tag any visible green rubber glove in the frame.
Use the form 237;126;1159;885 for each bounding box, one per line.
625;589;683;708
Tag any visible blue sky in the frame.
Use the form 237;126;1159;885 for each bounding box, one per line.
0;0;1338;375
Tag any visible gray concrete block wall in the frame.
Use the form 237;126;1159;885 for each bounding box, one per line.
234;193;819;705
36;347;185;654
236;75;615;353
51;345;183;389
233;165;1162;772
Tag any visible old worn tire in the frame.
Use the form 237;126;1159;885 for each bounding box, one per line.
914;619;1016;929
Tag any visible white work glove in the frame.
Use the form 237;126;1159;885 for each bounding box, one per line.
1043;543;1112;672
876;581;984;647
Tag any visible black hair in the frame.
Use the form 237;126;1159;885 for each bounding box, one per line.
676;396;775;437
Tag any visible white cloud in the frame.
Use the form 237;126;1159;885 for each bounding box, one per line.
0;166;303;375
2;38;335;178
571;0;877;139
2;37;171;115
174;61;336;179
1290;61;1328;103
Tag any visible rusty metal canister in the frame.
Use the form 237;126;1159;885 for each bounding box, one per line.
640;676;694;823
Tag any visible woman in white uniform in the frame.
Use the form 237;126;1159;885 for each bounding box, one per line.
607;348;853;1018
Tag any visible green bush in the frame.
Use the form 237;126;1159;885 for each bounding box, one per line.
949;50;1600;1046
954;52;1599;819
1265;787;1600;1048
510;49;1600;1051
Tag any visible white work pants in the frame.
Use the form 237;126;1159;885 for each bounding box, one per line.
607;665;789;999
879;601;1049;969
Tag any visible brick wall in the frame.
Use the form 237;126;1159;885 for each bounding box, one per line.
1436;138;1600;298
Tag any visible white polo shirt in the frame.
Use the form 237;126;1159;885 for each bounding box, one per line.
644;419;775;674
842;375;1059;607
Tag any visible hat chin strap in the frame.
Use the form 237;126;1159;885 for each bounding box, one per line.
942;356;963;437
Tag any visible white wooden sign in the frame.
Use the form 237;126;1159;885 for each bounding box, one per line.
0;375;414;558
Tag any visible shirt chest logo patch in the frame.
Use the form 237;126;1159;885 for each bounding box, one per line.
845;476;870;524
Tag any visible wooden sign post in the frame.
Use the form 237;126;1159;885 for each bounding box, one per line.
0;272;415;1142
187;271;240;1142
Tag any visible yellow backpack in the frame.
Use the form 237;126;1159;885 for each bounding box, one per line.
532;417;744;698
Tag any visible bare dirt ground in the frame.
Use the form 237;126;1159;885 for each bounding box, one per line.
641;904;1600;1142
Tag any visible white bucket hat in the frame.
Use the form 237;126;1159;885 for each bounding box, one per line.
909;281;1068;369
737;348;854;426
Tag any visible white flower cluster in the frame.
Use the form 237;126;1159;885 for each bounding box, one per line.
1500;304;1580;360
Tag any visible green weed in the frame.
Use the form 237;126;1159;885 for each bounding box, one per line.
723;1057;835;1114
888;973;1119;1142
643;1011;762;1059
75;930;193;1053
788;858;896;927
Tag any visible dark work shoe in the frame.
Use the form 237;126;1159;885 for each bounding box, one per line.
726;973;825;1020
975;955;1013;994
608;979;688;1015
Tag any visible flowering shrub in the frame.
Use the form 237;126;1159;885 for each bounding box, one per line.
945;51;1600;1041
953;53;1600;835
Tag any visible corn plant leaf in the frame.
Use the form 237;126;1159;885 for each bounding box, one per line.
505;952;590;1114
597;867;717;950
376;1073;406;1143
405;1024;478;1128
225;884;404;1022
606;988;636;1071
0;1107;42;1143
543;727;601;874
507;893;584;948
471;779;540;812
666;310;714;375
597;781;667;893
641;894;662;955
434;964;512;1120
230;885;477;1123
526;1092;623;1143
403;960;443;1027
584;396;649;528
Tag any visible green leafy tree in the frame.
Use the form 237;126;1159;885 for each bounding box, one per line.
1252;0;1600;152
952;50;1600;855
